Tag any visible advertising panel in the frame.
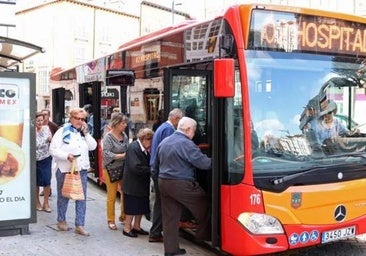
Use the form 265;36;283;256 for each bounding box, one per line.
0;72;36;233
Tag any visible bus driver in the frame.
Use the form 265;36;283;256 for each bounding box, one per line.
315;100;359;152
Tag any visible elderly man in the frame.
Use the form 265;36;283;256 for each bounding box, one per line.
153;116;212;256
149;108;184;243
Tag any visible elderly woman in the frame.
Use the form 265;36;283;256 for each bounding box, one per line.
102;112;129;230
49;107;97;236
122;128;154;238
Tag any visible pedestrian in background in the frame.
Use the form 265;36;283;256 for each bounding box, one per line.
39;108;59;197
35;111;53;213
122;128;154;238
50;107;97;236
102;113;129;230
149;108;184;243
41;108;59;135
83;104;94;136
152;109;164;132
153;117;212;255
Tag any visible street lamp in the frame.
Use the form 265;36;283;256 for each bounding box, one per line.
172;0;182;24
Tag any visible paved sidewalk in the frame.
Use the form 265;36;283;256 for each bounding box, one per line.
0;181;216;256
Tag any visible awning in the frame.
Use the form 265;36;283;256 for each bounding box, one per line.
0;36;45;71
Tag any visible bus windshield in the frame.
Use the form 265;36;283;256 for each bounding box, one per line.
242;50;366;185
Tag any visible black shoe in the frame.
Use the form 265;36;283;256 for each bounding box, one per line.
164;248;186;256
145;213;151;221
123;230;137;238
149;236;163;242
132;228;149;235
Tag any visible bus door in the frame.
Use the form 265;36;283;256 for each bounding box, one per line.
52;87;65;126
78;81;103;181
164;68;220;246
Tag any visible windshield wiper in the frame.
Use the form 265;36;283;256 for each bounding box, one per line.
272;153;366;185
272;167;326;185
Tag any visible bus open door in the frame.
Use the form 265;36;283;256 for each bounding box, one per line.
78;81;104;184
164;68;222;247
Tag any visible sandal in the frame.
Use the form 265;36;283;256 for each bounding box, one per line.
43;207;51;213
108;222;117;230
75;226;90;236
57;222;70;231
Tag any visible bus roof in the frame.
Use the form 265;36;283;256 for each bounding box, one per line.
49;18;216;81
50;3;366;81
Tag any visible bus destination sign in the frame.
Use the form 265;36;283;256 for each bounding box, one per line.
250;10;366;57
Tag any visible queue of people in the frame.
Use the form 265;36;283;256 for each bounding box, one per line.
37;106;212;256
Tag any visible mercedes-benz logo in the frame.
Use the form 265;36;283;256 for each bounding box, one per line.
334;205;346;222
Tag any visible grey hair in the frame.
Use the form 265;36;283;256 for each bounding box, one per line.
69;107;87;119
168;108;184;120
137;128;154;140
177;116;196;131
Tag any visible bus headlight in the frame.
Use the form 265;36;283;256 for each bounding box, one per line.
237;212;284;234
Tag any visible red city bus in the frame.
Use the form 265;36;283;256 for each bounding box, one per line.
50;4;366;255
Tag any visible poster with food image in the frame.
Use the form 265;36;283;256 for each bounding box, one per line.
0;74;34;222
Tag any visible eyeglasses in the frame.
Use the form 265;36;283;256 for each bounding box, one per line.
72;116;86;121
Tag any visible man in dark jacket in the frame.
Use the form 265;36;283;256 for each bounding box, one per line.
153;117;211;256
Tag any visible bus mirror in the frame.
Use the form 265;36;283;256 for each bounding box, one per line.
106;69;135;86
219;34;234;55
214;58;235;97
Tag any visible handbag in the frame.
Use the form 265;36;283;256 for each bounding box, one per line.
106;159;124;183
62;159;85;200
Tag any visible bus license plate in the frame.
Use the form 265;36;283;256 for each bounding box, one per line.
321;226;356;243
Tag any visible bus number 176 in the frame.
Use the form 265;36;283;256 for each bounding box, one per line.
250;193;261;205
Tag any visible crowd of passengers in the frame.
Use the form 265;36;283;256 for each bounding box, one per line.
35;106;211;256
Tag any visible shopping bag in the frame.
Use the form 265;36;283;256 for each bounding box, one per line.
62;159;85;200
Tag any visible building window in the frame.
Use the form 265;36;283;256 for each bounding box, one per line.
38;69;49;94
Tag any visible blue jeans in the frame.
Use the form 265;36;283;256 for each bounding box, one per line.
56;169;88;226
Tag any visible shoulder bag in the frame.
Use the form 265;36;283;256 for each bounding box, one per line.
106;159;124;183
